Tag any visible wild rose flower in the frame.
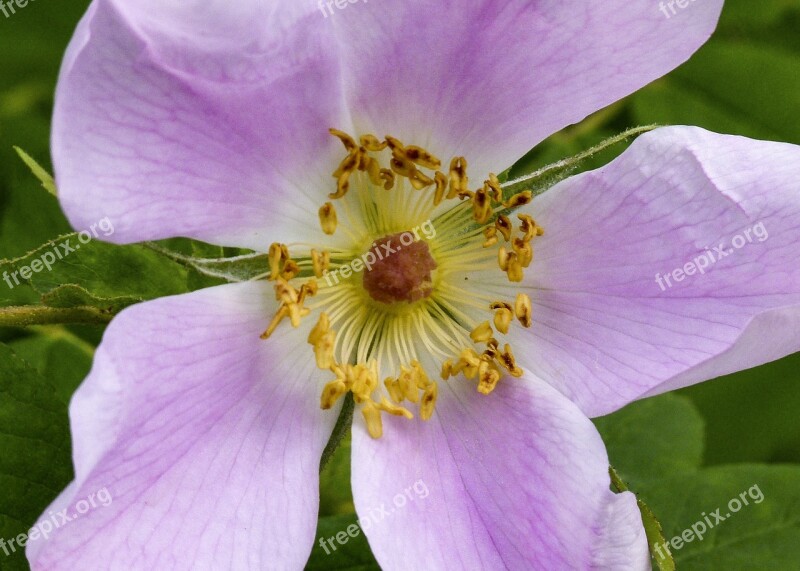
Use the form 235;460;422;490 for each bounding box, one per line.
28;0;800;569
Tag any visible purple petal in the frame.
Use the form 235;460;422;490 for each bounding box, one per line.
350;376;648;570
518;127;800;417
54;0;346;249
27;282;336;569
333;0;723;175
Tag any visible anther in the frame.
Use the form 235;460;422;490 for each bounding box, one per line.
329;128;358;152
470;321;494;343
472;187;492;223
362;401;383;438
504;191;532;208
483;226;498;248
380;168;395;190
312;249;331;278
477;360;501;395
321;379;348;410
319;202;338;235
360;134;387;152
496;215;512;241
420;383;438;421
434;171;448;206
493;306;513;334
404;145;441;170
506;252;524;282
515;293;532;328
261;305;289;339
447;157;468;199
498;246;509;271
499;344;524;378
377;397;414;420
486;174;503;203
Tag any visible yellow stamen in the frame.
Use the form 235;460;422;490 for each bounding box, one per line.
330;128;358;152
362;401;383;438
513;238;533;268
486;173;503;203
506;252;524;282
319;202;338;235
268;243;291;281
398;365;420;404
498;246;509;271
472;187;492;224
483;226;499;248
420;382;438;421
384;377;404;403
470;321;494;343
496;215;512;241
404;145;442;170
504;191;532;208
380;168;395;190
360;134;387;152
515;293;532;328
493;306;513;334
321;379;348;409
377;397;414;419
477;359;501;395
441;359;454;380
262;128;546;438
447;157;468;199
312;249;331;278
433;171;448;206
499;344;524;378
261;305;289;339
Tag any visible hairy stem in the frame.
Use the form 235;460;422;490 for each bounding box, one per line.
502;124;661;198
0;305;113;328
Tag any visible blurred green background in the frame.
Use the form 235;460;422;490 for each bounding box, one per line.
1;1;799;570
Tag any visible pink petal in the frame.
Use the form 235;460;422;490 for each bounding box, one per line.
27;282;336;569
333;0;723;175
351;376;648;570
54;0;346;249
519;127;800;417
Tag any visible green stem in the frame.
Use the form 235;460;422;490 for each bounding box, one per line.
319;392;355;472
0;305;113;327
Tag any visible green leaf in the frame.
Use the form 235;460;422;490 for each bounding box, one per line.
595;394;705;488
319;436;355;518
8;328;94;404
40;284;138;315
678;352;800;466
0;343;72;571
145;242;268;284
305;514;380;571
637;465;800;570
1;234;190;309
632;41;800;144
13;146;56;196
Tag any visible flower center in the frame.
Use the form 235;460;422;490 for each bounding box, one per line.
362;233;437;304
261;129;544;438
